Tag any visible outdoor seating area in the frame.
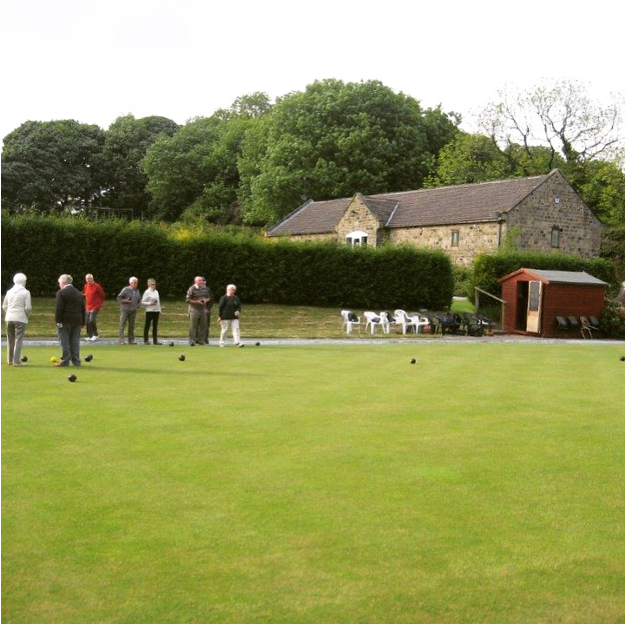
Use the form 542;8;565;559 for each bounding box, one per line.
341;309;492;336
556;315;601;339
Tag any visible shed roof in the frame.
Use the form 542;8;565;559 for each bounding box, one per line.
499;268;608;286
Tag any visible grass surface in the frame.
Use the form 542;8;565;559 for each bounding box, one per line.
23;298;476;339
2;343;624;623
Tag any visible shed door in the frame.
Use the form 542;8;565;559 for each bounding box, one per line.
526;281;542;333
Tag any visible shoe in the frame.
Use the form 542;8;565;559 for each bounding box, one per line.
12;363;22;367
119;340;126;345
144;341;150;345
154;342;163;345
128;341;138;345
54;361;68;367
237;343;245;348
91;335;99;341
219;344;225;348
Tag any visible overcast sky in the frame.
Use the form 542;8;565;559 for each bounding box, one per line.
0;0;623;143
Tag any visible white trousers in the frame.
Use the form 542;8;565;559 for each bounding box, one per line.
219;319;240;346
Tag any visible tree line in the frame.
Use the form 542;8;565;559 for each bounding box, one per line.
1;78;623;231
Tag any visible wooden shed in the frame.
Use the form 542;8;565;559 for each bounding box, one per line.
499;268;607;338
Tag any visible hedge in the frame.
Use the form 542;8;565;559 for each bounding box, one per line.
1;214;454;310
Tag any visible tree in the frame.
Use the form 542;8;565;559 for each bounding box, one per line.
99;115;179;217
579;157;625;227
141;93;272;223
214;92;272;121
477;80;623;176
1;120;105;213
426;132;567;187
237;79;461;225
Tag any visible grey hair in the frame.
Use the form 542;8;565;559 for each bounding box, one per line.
129;276;138;284
227;284;237;291
58;274;73;284
13;273;27;286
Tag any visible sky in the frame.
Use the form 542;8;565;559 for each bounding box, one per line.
0;0;623;143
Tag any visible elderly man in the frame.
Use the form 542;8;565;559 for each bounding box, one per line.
54;274;85;367
186;276;212;346
117;277;142;345
84;273;105;341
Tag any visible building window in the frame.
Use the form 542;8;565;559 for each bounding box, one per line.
551;225;561;248
346;231;368;247
451;230;460;247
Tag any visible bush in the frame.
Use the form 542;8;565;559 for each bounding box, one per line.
453;265;472;298
1;214;454;309
599;299;625;339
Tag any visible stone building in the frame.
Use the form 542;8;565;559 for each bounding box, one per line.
265;169;603;266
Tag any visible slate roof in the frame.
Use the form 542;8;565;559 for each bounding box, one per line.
502;269;608;286
266;197;353;236
267;171;556;236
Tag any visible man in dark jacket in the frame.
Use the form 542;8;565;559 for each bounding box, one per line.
55;274;85;367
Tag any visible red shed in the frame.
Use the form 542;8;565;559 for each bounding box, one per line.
499;268;607;338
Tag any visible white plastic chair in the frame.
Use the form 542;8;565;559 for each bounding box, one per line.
393;309;418;334
364;311;390;334
341;310;361;334
412;313;430;334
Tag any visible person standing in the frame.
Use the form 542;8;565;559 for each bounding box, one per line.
83;273;105;341
141;278;162;345
218;284;243;348
202;277;214;345
117;277;141;345
54;274;85;367
2;272;32;366
186;276;211;346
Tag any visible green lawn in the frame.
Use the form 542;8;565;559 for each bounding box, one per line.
2;343;624;623
22;298;477;340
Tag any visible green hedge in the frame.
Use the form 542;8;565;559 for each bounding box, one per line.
1;214;454;309
470;250;619;298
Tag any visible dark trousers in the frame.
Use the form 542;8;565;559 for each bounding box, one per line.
86;309;99;338
58;323;81;366
144;311;160;343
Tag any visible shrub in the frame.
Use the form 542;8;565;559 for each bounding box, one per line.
599;299;625;339
1;214;454;309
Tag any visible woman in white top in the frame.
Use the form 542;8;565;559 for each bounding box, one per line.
141;278;162;345
2;273;32;366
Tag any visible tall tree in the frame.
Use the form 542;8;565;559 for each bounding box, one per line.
427;132;566;187
142;93;271;223
100;115;179;217
1;120;105;213
477;80;623;178
237;79;461;225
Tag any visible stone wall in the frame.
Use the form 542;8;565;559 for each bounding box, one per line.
335;197;382;245
387;222;502;266
276;233;336;243
507;172;603;258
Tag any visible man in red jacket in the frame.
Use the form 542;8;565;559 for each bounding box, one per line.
83;273;105;341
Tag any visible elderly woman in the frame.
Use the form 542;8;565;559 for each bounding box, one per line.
2;273;32;366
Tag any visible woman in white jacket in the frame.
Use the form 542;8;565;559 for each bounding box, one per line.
2;273;32;366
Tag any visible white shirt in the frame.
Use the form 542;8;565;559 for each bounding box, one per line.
2;284;32;324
